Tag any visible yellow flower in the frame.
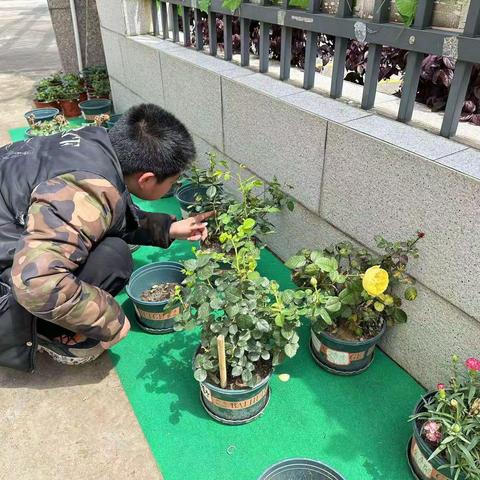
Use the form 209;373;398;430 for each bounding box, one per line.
362;266;389;297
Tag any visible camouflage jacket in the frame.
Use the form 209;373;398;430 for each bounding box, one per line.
0;128;173;344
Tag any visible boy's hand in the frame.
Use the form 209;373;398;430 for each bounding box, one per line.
169;212;214;242
100;317;131;350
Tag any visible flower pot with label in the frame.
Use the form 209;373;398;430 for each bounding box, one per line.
126;261;184;334
408;392;465;480
310;321;386;375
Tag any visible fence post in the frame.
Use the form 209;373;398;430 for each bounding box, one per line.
302;0;320;89
240;17;250;66
279;0;292;81
194;7;204;50
440;1;480;137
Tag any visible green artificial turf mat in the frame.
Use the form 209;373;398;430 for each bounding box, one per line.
110;194;425;480
8;117;85;142
7;125;425;479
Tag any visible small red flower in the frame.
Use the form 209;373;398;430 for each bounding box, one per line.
465;358;480;371
417;231;425;238
437;383;445;390
423;421;442;444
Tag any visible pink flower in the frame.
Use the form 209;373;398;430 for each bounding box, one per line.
437;383;445;390
465;358;480;371
423;421;442;444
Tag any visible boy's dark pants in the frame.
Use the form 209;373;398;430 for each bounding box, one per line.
0;237;133;371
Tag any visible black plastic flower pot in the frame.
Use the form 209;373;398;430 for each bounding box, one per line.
309;321;386;375
407;392;465;480
258;458;345;480
24;108;59;124
79;99;112;122
174;183;208;219
197;357;272;425
126;261;184;334
106;113;122;129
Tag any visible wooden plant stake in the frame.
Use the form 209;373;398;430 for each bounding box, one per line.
217;334;227;389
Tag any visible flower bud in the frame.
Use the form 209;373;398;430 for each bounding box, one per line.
450;399;458;408
452;424;461;434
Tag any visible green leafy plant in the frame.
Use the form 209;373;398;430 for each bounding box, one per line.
395;0;418;26
187;153;293;251
285;232;424;340
90;77;111;98
27;114;70;136
172;219;303;388
410;355;480;479
35;86;62;103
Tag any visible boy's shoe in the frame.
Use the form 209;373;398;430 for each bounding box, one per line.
37;334;105;365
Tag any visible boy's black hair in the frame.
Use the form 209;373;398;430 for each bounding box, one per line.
108;103;195;180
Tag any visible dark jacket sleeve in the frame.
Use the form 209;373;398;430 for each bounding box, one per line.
124;210;176;249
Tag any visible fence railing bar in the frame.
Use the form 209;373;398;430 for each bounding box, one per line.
361;0;391;109
171;3;180;42
303;0;321;89
259;17;271;73
194;8;204;50
279;0;291;81
208;11;218;55
160;1;168;39
224;14;233;60
330;0;353;98
182;6;191;46
240;17;250;66
151;0;160;36
440;1;480;137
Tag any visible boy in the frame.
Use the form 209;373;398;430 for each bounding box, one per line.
0;103;209;371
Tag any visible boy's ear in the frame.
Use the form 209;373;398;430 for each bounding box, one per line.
137;172;157;187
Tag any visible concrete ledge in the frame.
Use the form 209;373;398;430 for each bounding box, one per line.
110;78;146;113
96;0;127;34
100;28;126;84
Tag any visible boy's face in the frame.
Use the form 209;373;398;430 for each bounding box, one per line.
128;172;180;201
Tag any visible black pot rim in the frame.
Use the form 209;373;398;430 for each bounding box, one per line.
314;319;387;347
406;437;422;480
135;318;175;335
258;457;345;480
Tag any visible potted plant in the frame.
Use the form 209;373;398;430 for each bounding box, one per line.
33;73;62;108
286;232;424;375
57;74;85;117
126;261;185;334
408;355;480;480
172;219;303;424
89;77;111;99
26;114;70;137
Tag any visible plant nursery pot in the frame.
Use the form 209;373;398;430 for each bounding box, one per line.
126;261;184;334
24;108;59;124
174;183;208;219
258;458;345;480
79;99;112;122
198;358;271;425
58;99;81;118
106;113;122;129
309;321;386;375
33;99;60;109
407;392;465;480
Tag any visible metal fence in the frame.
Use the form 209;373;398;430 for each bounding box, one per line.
150;0;480;138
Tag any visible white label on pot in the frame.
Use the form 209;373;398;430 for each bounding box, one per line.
325;347;350;366
200;384;212;402
311;331;322;352
412;439;434;478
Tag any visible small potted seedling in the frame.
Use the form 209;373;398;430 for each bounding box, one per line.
26;114;70;137
286;232;424;375
33;73;62;109
173;219;303;424
126;261;185;334
57;74;85;117
408;355;480;480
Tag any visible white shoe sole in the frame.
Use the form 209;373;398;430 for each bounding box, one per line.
38;344;105;365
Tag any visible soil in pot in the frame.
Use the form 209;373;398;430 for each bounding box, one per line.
59;99;81;117
34;99;60;109
140;283;177;303
310;320;386;376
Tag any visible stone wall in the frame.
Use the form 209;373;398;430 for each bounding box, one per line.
48;0;105;72
96;0;480;389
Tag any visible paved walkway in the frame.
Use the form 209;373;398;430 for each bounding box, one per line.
0;2;162;479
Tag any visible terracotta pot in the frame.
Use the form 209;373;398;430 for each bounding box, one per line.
33;99;60;110
79;91;88;102
58;99;81;118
